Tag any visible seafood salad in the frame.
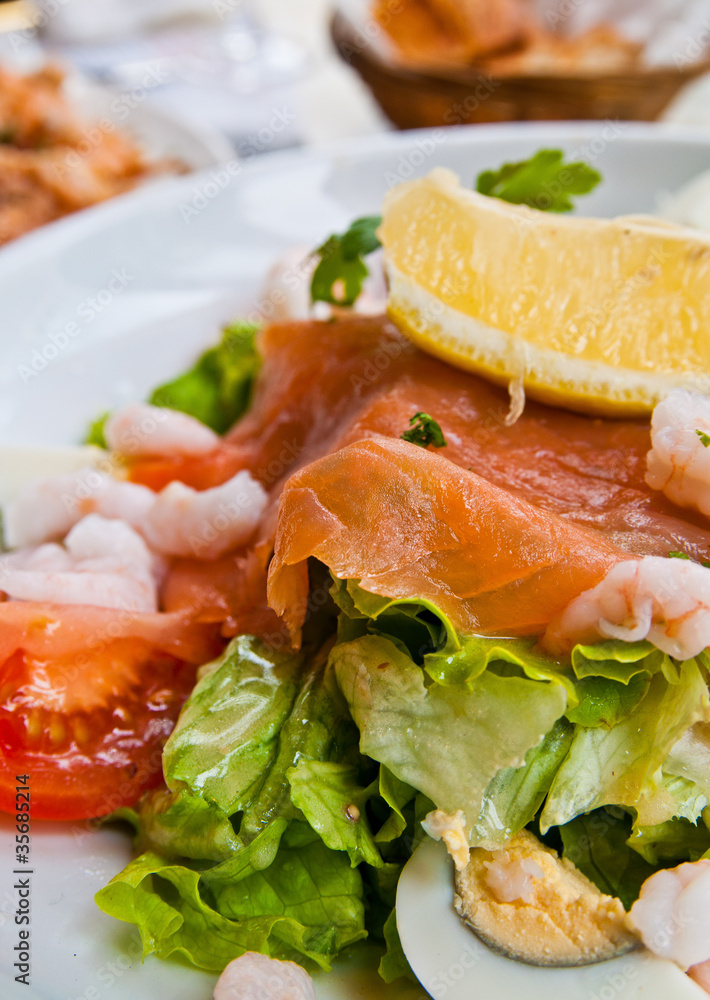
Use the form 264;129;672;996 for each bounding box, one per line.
3;147;710;1000
0;64;182;247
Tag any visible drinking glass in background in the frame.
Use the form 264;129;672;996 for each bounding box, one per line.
30;0;310;147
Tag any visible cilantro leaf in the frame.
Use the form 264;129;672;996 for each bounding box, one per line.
401;412;447;449
476;149;601;213
669;551;691;560
697;429;710;447
311;216;382;306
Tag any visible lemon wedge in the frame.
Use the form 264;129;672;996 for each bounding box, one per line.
379;169;710;416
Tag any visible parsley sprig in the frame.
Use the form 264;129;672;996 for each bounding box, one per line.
310;216;382;307
476;149;601;213
401;412;447;449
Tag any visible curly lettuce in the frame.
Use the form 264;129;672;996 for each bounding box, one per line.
97;577;710;979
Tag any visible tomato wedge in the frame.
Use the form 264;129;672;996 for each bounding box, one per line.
0;603;221;820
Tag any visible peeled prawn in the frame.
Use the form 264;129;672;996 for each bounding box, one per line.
105;403;219;458
4;466;266;560
646;389;710;517
543;556;710;660
142;471;267;559
213;953;316;1000
0;514;161;612
3;465;154;549
629;860;710;972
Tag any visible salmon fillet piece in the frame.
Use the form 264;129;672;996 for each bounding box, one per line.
267;436;628;645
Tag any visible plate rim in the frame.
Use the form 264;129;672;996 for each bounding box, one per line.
2;119;710;277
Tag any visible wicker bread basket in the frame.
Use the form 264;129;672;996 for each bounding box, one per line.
331;10;710;127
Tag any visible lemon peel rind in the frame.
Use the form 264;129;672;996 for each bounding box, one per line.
386;264;705;418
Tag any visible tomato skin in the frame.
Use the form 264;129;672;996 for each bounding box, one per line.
0;652;199;821
0;606;222;821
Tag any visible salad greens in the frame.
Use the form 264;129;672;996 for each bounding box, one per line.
84;321;260;446
97;575;710;982
149;320;260;434
310;149;602;305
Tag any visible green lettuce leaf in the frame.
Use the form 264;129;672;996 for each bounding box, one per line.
331;577;577;698
559;808;657;910
541;660;709;831
288;761;382;868
571;640;663;682
566;673;651;728
96;820;366;972
133;788;241;861
375;766;416;846
378;909;416;984
665;722;710;797
205;822;367;962
85;321;260;443
627;813;710;866
164;635;358;841
163;635;308;817
84;410;109;449
149;320;260;433
473;719;574;846
332;634;568;833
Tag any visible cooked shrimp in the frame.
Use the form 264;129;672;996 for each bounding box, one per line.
0;514;160;611
260;244;316;321
542;556;710;660
105;403;219;458
142;470;267;559
646;389;710;516
213;953;316;1000
3;466;154;549
628;860;710;971
3;463;266;560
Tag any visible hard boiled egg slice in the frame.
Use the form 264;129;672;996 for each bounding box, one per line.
397;838;706;1000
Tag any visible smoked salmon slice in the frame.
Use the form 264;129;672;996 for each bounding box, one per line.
267;436;628;646
130;316;710;635
133;316;710;556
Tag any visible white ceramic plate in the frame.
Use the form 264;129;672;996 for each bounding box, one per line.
1;122;710;1000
